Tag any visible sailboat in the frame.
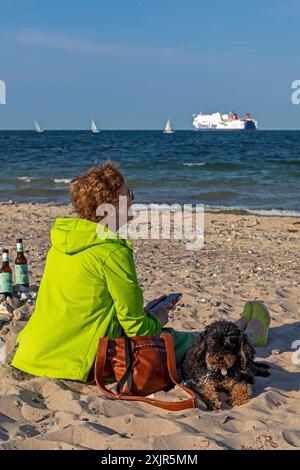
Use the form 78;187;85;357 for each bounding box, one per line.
163;117;174;134
34;120;44;133
91;118;100;133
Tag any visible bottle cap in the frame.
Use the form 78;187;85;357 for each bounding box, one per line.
16;239;23;243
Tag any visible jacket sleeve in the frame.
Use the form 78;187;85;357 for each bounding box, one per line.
102;245;161;337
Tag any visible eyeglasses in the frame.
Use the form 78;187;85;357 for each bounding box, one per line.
128;188;134;201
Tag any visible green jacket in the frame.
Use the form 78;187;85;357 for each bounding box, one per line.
11;218;161;381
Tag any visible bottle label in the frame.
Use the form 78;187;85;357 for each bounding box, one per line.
17;243;23;253
2;253;9;262
15;264;29;285
0;272;13;294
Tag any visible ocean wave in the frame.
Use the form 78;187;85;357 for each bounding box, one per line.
17;176;32;183
183;162;206;167
130;203;300;217
245;208;300;217
54;178;71;184
205;205;300;217
17;176;72;185
183;161;242;170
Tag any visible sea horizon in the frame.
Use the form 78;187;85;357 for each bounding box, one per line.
1;128;300;132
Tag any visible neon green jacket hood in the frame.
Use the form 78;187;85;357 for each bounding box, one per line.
12;218;161;381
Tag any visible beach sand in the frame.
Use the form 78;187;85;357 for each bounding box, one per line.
0;202;299;450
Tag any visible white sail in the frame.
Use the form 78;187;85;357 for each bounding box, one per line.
91;118;100;133
163;118;174;134
34;120;44;133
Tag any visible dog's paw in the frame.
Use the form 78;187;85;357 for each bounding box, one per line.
228;383;252;407
254;367;271;378
240;372;254;384
259;369;270;377
255;361;271;369
206;399;223;411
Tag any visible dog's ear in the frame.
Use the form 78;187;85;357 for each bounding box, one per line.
193;332;208;363
238;332;255;371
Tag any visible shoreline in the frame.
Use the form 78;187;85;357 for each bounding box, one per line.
1;201;299;218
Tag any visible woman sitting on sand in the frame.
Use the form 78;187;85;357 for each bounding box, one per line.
11;161;270;381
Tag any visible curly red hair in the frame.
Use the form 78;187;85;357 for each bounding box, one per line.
70;160;124;222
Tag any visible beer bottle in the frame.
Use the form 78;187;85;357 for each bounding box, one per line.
15;239;29;288
0;249;13;297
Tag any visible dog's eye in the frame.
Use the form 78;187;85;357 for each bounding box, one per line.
224;337;238;348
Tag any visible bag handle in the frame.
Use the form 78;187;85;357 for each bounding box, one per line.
117;337;133;393
94;334;198;411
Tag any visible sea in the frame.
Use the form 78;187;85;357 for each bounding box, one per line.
0;130;299;216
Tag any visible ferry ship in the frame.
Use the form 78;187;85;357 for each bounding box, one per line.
192;112;257;131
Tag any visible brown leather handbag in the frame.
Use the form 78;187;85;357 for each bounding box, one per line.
94;333;197;411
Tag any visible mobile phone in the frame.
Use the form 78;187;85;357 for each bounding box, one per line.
148;293;182;313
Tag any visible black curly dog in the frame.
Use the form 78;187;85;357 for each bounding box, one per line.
182;320;270;410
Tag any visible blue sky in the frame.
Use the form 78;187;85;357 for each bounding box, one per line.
1;0;300;129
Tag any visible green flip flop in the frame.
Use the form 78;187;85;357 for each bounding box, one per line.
241;301;254;324
235;301;254;331
244;301;271;347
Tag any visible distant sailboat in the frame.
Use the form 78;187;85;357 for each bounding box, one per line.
34;120;44;133
163;117;174;134
91;118;100;133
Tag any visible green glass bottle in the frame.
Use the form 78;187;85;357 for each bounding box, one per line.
0;249;13;297
15;239;29;288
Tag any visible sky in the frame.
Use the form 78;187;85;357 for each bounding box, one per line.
1;0;300;129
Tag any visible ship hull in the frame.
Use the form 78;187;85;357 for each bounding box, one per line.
192;126;256;131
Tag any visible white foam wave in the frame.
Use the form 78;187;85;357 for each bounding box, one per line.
183;162;206;167
133;203;300;217
205;205;300;217
54;178;71;184
17;176;32;183
245;208;300;217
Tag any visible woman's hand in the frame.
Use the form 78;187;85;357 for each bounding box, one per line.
144;296;174;327
152;304;172;327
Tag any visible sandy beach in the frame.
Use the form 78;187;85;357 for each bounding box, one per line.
0;202;299;450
